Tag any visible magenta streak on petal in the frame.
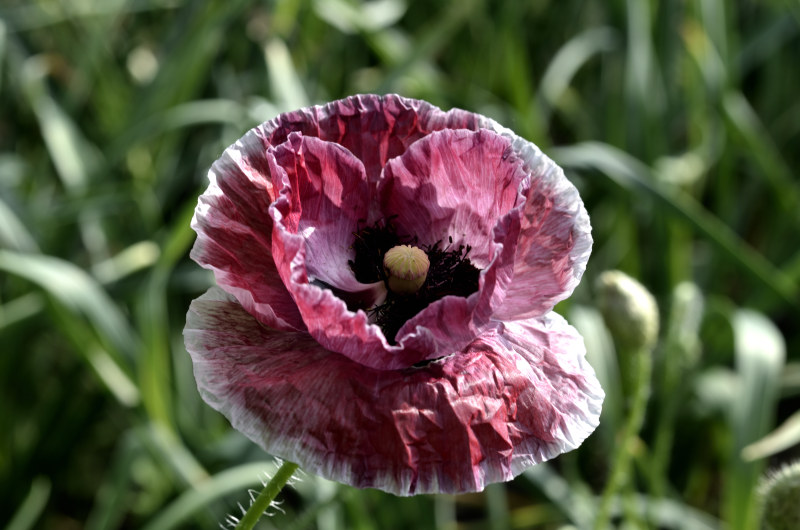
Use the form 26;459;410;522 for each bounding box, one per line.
377;128;528;354
185;287;603;496
378;128;527;265
491;159;592;320
267;133;420;369
190;128;305;331
268;132;385;305
467;118;593;320
257;94;486;183
190;94;490;348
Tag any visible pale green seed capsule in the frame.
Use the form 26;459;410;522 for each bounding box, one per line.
383;245;429;294
595;270;659;352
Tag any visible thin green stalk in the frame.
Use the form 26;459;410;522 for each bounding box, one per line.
235;461;299;530
594;348;653;530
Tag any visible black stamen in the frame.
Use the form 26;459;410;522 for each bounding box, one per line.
349;221;480;344
348;217;410;284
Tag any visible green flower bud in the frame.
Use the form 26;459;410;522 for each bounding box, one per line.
383;245;429;294
759;460;800;530
595;270;659;352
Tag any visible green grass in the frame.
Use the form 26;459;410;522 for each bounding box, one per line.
1;0;798;528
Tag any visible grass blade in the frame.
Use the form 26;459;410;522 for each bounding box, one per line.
20;57;99;194
142;462;281;530
552;142;799;307
722;91;800;219
6;477;51;530
137;200;196;430
725;308;785;529
0;196;38;253
538;27;618;118
265;38;310;112
0;250;139;361
742;409;800;461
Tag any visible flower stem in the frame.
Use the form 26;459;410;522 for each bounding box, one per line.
593;347;652;530
235;461;299;530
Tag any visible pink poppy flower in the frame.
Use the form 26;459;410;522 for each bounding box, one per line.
184;94;603;496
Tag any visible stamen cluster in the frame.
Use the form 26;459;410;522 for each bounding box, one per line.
349;220;479;343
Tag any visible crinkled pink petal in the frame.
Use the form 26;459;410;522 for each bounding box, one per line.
267;133;427;370
185;287;603;496
190;128;304;331
494;158;592;319
256;94;485;182
187;95;600;496
378;128;527;355
470;119;593;319
379;128;526;265
192;95;591;334
267;132;385;304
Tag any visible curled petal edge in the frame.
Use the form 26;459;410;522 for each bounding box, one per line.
184;287;604;496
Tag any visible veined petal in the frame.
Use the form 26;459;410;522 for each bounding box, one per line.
268;133;411;369
256;94;485;182
187;95;600;498
473;119;593;319
379;128;527;354
185;288;603;496
268;132;383;299
494;313;605;458
379;128;527;264
191;127;304;331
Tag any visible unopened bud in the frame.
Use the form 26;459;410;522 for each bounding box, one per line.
595;270;659;352
383;245;429;294
759;460;800;530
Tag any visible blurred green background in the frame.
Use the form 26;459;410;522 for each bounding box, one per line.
1;0;799;528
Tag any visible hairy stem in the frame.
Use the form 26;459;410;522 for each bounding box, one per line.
235;461;299;530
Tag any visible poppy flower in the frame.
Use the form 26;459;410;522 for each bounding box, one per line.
184;94;603;496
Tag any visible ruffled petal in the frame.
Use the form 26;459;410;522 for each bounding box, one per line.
185;287;603;496
470;119;593;319
190;127;304;331
256;94;485;182
378;128;527;353
268;132;384;301
493;313;605;461
268;134;415;369
193;96;589;329
379;128;526;264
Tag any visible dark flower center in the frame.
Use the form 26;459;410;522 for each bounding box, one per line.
348;219;480;344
